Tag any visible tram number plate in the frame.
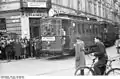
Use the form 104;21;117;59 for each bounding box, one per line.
42;37;55;41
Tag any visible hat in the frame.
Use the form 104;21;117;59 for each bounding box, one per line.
76;36;81;40
95;36;102;41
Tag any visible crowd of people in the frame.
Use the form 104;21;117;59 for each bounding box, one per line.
0;37;42;62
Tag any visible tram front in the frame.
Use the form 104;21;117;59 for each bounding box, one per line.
40;18;64;55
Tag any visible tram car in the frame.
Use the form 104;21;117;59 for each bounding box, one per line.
40;17;103;55
100;21;119;47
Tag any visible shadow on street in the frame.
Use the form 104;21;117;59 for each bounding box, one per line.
47;55;74;61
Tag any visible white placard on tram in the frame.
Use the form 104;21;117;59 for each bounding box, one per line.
42;37;55;41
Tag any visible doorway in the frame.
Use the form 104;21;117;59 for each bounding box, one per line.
29;18;40;38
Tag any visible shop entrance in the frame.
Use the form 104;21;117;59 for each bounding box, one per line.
29;18;40;38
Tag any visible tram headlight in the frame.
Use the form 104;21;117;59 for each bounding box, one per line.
73;23;75;27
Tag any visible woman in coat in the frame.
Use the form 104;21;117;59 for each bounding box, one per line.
74;37;86;75
14;39;22;60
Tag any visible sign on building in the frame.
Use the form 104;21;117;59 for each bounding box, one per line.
0;2;20;11
28;2;47;8
21;0;51;9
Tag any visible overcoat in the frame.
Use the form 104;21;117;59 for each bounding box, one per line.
14;42;22;57
75;41;86;69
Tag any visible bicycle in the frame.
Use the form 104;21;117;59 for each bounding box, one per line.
74;56;120;76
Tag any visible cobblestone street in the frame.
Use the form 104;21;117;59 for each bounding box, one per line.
0;46;120;76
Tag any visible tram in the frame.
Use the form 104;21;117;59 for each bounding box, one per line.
40;17;103;55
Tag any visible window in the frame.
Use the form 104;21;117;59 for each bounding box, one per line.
88;1;92;13
84;24;88;34
82;24;85;34
94;25;98;34
93;25;95;34
94;3;97;15
78;0;82;10
78;23;82;34
99;4;101;16
89;25;92;34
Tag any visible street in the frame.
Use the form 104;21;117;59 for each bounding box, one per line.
0;46;120;76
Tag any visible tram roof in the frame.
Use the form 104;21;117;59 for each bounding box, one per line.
42;17;100;24
53;13;97;21
99;21;116;25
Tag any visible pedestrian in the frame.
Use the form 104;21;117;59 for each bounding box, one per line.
115;36;120;54
32;40;36;57
60;28;66;45
20;39;25;59
74;37;86;75
14;39;22;60
0;44;2;59
35;38;42;59
25;39;29;58
92;37;108;75
10;39;15;59
27;39;31;58
29;39;33;57
5;40;13;62
0;42;6;60
33;39;37;58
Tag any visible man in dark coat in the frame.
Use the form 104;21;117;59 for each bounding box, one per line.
14;39;22;60
32;40;36;57
5;40;13;62
0;42;6;60
10;40;15;59
35;39;42;59
0;45;2;59
115;36;120;54
93;37;108;75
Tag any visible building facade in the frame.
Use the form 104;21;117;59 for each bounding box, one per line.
51;0;120;22
0;0;51;39
0;0;120;39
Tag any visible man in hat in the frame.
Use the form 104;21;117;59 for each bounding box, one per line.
93;37;108;75
115;35;120;54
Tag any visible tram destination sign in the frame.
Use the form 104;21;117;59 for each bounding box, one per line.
0;30;6;32
42;37;55;41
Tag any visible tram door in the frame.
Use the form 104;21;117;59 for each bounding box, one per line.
29;18;40;38
62;19;71;49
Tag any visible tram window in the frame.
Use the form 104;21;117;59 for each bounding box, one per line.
93;25;95;34
97;25;99;34
51;19;56;24
56;19;61;24
97;25;100;34
78;23;82;34
82;24;85;34
95;25;98;34
89;25;92;34
87;24;91;34
84;24;90;34
84;24;88;34
51;25;56;36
